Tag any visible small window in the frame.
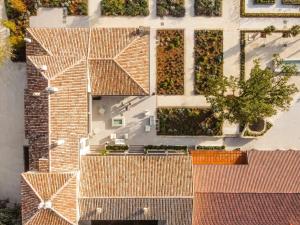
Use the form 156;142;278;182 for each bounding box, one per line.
23;146;29;172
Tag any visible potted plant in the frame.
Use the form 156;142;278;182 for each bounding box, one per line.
261;25;276;38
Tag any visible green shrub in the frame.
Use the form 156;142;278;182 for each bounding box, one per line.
194;30;223;95
194;0;222;16
282;0;300;4
157;0;185;17
196;145;225;150
101;0;149;16
105;145;129;151
157;108;223;136
254;0;275;4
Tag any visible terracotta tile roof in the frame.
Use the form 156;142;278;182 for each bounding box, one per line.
27;27;150;96
21;172;78;225
89;60;146;95
191;150;248;165
193;193;300;225
79;198;193;225
193;150;300;193
27;56;82;80
80;156;193;197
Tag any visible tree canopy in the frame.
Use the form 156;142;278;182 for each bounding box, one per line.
204;57;298;125
0;200;21;225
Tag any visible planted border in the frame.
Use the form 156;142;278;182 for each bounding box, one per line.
157;108;223;136
194;30;223;95
282;0;300;4
240;0;300;17
156;29;184;95
157;0;185;17
194;0;222;16
254;0;275;4
101;0;149;16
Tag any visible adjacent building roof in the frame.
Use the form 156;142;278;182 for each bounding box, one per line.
79;198;193;225
21;172;78;225
193;193;300;225
80;155;193;198
193;150;300;193
27;28;150;96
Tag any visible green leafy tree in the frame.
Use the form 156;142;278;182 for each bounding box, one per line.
0;200;21;225
290;25;300;37
204;58;298;125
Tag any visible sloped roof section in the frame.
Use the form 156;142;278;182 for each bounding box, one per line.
27;28;90;57
89;59;147;95
28;56;82;80
26;27;150;96
80;155;193;198
21;172;78;225
193;150;300;193
193;193;300;225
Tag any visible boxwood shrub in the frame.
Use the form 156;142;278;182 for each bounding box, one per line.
254;0;275;4
194;0;222;16
101;0;149;16
282;0;300;4
157;0;185;17
157;108;223;136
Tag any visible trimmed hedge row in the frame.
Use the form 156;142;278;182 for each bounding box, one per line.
254;0;275;4
196;145;225;150
240;0;300;17
194;0;222;16
105;145;129;150
282;0;300;4
101;0;149;16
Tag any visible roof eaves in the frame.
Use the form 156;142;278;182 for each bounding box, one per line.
21;173;43;202
26;28;53;56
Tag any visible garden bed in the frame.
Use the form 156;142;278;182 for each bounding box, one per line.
282;0;300;4
144;145;188;154
157;0;185;17
156;29;184;95
157;108;223;136
194;30;223;94
254;0;275;4
3;0;87;62
194;0;222;16
101;0;149;16
196;145;225;150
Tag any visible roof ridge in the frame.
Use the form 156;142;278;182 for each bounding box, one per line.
51;208;77;225
21;173;43;202
24;209;41;225
113;34;140;59
28;56;84;80
113;59;148;95
50;173;77;202
27;29;53;56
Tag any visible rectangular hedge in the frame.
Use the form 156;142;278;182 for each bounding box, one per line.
282;0;300;4
157;0;185;17
157;108;223;136
194;30;223;95
194;0;222;16
101;0;149;16
254;0;275;4
156;30;184;95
